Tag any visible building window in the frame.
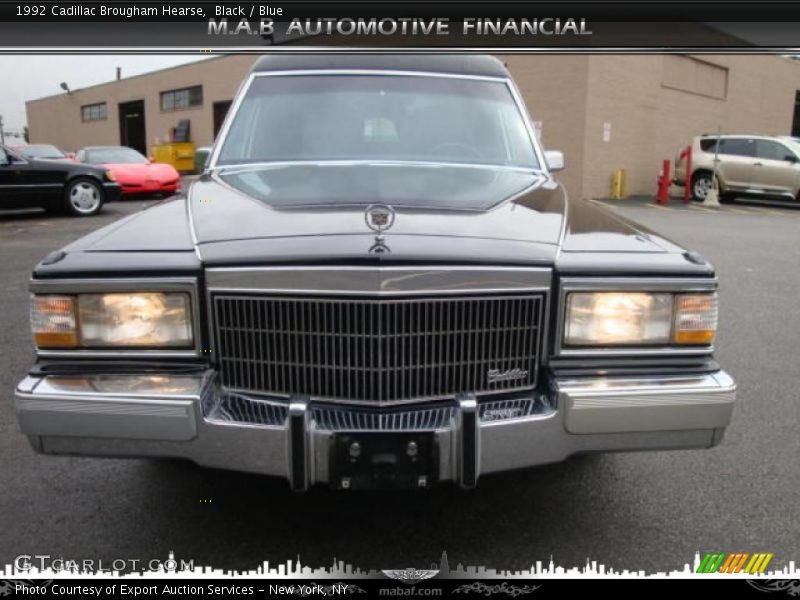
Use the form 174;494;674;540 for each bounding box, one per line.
161;85;203;111
81;102;107;122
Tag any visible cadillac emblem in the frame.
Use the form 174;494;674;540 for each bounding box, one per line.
381;568;439;585
365;204;396;235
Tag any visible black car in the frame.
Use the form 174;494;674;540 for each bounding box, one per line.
0;144;121;216
14;55;735;491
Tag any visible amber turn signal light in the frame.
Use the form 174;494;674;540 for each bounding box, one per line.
30;295;78;348
673;293;718;345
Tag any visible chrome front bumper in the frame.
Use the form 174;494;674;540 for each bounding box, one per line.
14;370;736;490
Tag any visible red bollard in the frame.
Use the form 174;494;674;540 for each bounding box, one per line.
680;145;692;204
656;159;671;205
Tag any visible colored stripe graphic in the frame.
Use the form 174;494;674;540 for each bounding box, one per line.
746;553;774;574
698;552;774;574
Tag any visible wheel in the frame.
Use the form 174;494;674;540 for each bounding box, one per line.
691;171;713;202
64;177;103;216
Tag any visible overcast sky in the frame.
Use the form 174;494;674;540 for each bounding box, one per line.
0;55;214;137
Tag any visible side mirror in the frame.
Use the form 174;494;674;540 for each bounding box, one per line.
785;155;798;163
148;156;155;164
544;150;565;172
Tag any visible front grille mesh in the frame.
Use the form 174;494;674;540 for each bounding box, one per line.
213;294;543;404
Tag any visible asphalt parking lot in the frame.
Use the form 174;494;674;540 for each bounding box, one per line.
0;194;798;575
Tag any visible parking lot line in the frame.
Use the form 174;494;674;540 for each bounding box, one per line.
737;206;789;216
688;205;718;214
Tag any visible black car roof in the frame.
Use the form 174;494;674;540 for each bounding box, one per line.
250;54;509;78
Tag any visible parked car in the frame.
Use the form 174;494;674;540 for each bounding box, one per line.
76;146;181;198
675;134;800;202
10;144;75;162
0;144;120;216
14;55;735;491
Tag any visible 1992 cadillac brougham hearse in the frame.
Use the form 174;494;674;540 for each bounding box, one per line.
14;55;736;490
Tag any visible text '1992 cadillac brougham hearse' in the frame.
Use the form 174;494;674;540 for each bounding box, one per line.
15;55;736;490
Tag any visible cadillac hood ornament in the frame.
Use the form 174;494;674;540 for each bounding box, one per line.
365;204;396;254
365;203;396;235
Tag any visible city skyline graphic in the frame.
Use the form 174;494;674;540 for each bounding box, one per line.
1;550;799;580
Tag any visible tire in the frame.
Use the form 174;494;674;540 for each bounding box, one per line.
691;171;713;202
64;177;104;216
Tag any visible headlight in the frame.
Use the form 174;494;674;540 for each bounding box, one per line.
31;292;193;349
564;291;717;347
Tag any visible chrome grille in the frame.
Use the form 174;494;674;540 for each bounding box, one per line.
212;294;543;405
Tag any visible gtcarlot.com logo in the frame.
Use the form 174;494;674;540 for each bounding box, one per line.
12;554;194;573
696;552;774;574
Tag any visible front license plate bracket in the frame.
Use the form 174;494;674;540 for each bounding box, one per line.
330;432;438;490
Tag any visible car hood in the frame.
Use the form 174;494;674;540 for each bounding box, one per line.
187;164;570;265
105;162;179;181
38;163;703;278
186;163;680;266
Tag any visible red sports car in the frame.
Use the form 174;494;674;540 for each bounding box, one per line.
77;146;181;198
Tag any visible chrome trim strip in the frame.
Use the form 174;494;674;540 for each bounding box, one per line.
213;159;544;175
206;71;255;170
184;188;202;261
505;75;549;177
31;373;212;400
2;183;62;188
251;69;509;82
206;266;552;295
554;277;718;358
29;277;203;358
742;188;796;199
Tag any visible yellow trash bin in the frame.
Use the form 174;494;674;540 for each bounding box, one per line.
152;142;196;174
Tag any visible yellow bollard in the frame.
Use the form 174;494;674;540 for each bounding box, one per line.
610;169;627;199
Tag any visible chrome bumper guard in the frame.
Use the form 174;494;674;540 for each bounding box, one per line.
14;370;735;490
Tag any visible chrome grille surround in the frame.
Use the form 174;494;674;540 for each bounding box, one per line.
211;293;545;406
204;391;288;427
312;404;457;431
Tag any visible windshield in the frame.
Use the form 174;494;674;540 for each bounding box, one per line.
783;139;800;156
85;147;147;164
19;145;65;159
216;75;539;169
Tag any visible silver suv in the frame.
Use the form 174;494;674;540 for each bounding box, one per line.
675;134;800;202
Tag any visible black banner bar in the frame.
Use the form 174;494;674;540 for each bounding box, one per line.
0;2;800;48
